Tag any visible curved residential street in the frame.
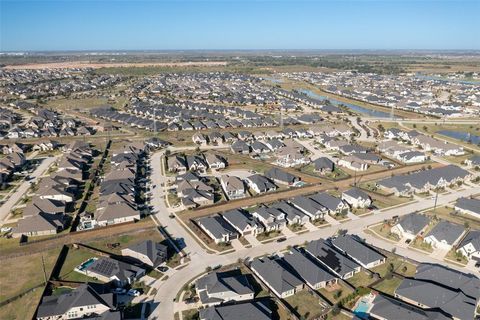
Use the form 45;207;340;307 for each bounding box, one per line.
147;149;480;319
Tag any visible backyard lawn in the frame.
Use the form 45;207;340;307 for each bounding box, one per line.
372;276;403;295
284;290;325;320
347;271;376;288
371;257;417;278
318;282;353;304
57;248;102;283
87;228;163;254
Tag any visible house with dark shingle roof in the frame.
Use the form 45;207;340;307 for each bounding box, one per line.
195;270;255;306
305;239;360;279
250;257;304;298
341;188;372;209
264;167;300;186
196;215;238;244
454;197;480;219
36;283;118;320
282;248;337;290
424;220;465;250
245;174;277;194
222;209;264;236
121;240;168;268
199;301;272;320
457;230;480;261
370;294;451;320
391;212;430;240
330;234;386;269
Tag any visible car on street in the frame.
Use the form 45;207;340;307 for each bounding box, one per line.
276;237;287;242
157;266;169;272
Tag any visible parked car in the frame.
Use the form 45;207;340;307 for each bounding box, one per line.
112;288;127;295
127;289;140;297
157;266;169;272
276;237;287;243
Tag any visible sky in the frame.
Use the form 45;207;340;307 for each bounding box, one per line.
1;0;479;51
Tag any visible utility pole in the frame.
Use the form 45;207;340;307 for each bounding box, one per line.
41;255;48;284
433;188;439;214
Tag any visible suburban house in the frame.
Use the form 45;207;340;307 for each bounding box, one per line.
231;140;250;154
78;257;145;287
310;192;349;216
251;206;287;232
271;201;310;225
457;230;480;261
465;155;480;169
222;209;264;236
424;220;465;250
195;270;255;306
121;240;168;268
245;174;277;194
94;202;141;227
199;301;272;320
220;175;246;200
305;239;361;279
397;151;428;164
454;197;480;219
313;157;335;174
36;284;118;320
264;167;300;186
204;153;227;170
275;146;310;168
282;248;338;290
370;294;451;320
196;215;238;244
338;155;369;171
13;212;66;238
341;188;372;209
290;196;327;220
167;155;187;173
250;256;304;298
394;278;477;320
330;234;386;269
390;212;430;240
377;165;472;196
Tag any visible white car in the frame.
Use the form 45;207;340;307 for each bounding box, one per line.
127;289;140;297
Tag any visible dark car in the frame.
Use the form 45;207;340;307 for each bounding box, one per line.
276;237;287;243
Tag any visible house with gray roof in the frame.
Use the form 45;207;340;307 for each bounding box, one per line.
222;209;264;236
282;248;337;290
78;257;145;287
312;157;335;174
370;294;451;320
305;239;360;279
230;140;250;154
454;197;480;219
289;196;326;220
220;175;246;200
250;256;304;298
424;220;465;250
264;167;300;186
391;212;430;240
196;215;238;244
377;165;472;196
330;234;385;269
341;188;372;209
36;283;118;320
465;155;480;168
121;240;168;268
414;263;480;302
245;174;277;194
457;230;480;262
199;301;272;320
251;206;286;232
13;212;66;238
271;201;310;225
195;270;255;306
310;192;349;216
394;278;477;320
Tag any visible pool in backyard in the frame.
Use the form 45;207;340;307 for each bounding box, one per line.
353;297;374;319
75;258;97;272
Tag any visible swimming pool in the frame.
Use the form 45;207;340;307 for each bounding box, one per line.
353;300;371;319
76;258;97;272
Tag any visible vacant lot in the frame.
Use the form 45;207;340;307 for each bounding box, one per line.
0;248;60;301
0;288;43;320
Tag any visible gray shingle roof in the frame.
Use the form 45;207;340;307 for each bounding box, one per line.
250;257;303;295
282;249;336;287
397;212;430;235
395;278;476;320
199;301;272;320
455;197;480;215
426;220;464;245
330;234;385;267
370;294;450;320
